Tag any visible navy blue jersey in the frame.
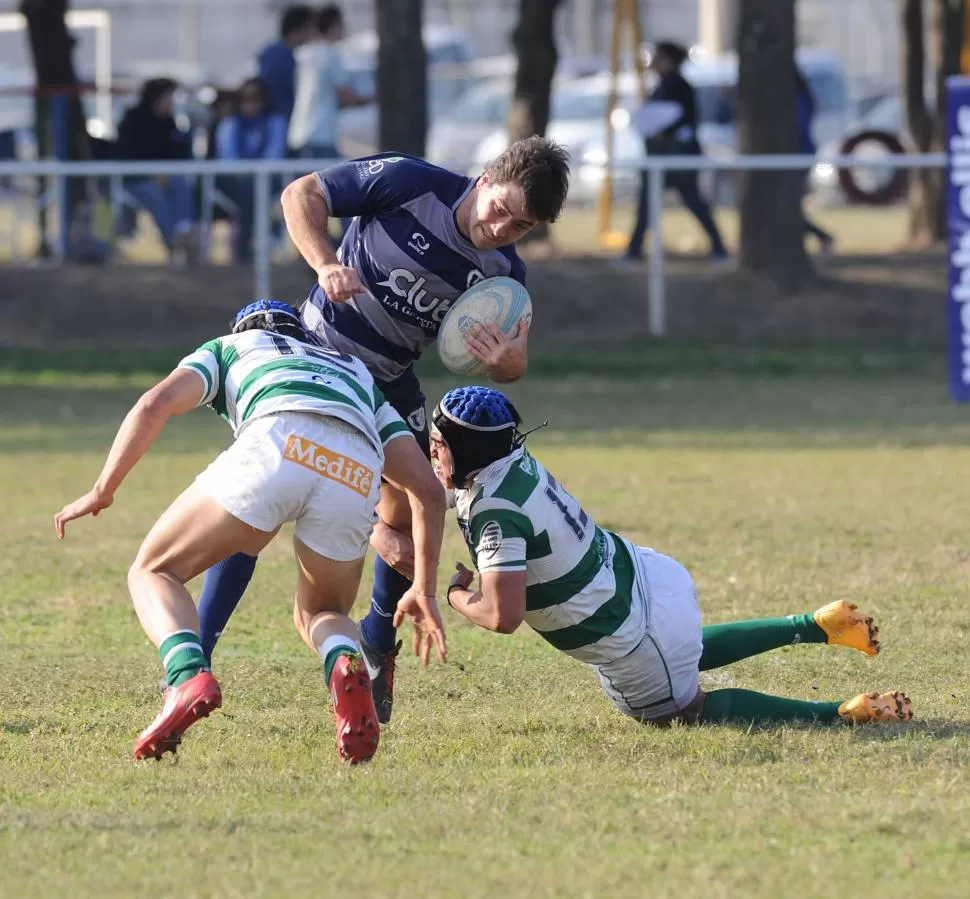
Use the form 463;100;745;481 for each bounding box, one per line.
301;153;526;380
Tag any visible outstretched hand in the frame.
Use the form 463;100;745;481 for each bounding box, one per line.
54;487;113;539
393;586;447;665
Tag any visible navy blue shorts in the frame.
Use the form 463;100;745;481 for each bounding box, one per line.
376;366;430;459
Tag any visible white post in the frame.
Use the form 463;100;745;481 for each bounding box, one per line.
200;172;214;262
697;0;737;56
181;0;200;72
647;163;665;337
254;170;271;299
109;172;122;241
573;0;597;56
92;11;112;136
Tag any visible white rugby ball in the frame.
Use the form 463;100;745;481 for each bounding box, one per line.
437;276;532;376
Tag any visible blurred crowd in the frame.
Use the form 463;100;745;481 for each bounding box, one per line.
0;3;855;267
94;4;367;265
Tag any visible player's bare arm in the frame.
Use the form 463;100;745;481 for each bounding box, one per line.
280;174;362;302
382;434;449;663
369;519;415;579
54;369;205;538
446;563;527;634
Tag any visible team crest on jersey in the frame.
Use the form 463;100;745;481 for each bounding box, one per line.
356;156;405;180
479;521;503;558
406;407;427;432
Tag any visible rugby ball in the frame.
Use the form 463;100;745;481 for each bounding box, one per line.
437;276;532;376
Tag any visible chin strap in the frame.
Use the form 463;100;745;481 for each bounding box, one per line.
513;420;549;449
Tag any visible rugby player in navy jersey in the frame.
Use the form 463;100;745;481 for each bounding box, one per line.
196;136;570;722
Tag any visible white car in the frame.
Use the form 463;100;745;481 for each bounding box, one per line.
432;47;851;207
427;72;647;204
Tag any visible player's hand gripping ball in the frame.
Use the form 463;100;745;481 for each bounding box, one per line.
437;277;532;376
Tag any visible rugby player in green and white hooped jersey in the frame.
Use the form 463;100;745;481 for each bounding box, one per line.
54;302;448;765
420;386;913;727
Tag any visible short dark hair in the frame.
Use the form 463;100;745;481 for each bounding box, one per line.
280;4;313;38
139;77;177;109
317;4;344;35
484;135;570;223
238;76;271;109
655;41;688;66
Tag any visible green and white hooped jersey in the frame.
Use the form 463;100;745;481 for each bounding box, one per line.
177;330;411;453
455;447;647;666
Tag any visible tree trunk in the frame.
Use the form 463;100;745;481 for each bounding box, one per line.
376;0;427;156
903;0;963;244
20;0;90;256
506;0;562;242
736;0;813;292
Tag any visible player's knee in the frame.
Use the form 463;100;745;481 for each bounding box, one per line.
127;554;179;592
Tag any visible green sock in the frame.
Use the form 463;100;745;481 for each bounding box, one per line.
159;630;208;687
323;645;360;686
699;613;826;671
703;688;842;724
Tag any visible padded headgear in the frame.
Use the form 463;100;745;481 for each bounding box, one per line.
431;386;522;487
231;300;309;341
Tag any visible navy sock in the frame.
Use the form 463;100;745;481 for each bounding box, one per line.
197;553;258;662
359;555;410;652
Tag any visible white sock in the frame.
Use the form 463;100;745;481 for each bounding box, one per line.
316;633;359;663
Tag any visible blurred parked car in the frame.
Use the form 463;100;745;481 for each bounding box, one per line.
428;72;647;204
432;47;850;207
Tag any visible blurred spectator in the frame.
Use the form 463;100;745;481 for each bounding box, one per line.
215;77;287;263
257;4;316;128
116;77;198;264
204;89;239;160
796;66;835;257
625;41;727;263
194;89;239;227
289;4;372;160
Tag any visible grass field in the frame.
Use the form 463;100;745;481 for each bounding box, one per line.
3;355;970;898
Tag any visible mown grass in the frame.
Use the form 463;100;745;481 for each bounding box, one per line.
2;363;970;898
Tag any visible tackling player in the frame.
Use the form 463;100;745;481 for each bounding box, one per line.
196;137;571;724
54;301;447;763
396;385;914;728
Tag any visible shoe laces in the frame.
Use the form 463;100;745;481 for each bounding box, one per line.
381;640;402;694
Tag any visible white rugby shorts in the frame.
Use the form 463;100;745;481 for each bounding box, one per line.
595;547;703;722
196;411;381;561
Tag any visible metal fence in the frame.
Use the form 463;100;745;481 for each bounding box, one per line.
0;151;947;338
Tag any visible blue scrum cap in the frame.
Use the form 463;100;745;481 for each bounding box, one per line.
431;386;522;486
230;299;304;334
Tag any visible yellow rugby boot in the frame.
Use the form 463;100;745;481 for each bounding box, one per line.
813;600;880;657
838;691;913;724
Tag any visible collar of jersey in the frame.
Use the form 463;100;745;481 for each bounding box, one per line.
470;445;526;489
